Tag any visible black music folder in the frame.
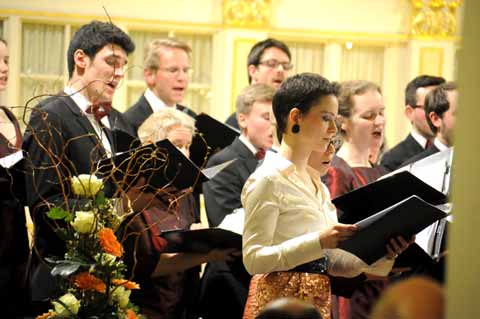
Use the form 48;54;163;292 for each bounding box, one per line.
338;195;448;265
190;113;240;167
160;228;242;253
333;171;447;224
97;139;210;192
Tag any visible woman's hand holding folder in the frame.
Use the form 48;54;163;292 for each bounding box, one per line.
320;223;358;248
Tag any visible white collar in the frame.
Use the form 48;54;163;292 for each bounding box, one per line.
63;86;110;128
434;138;449;151
410;129;429;148
239;134;259;156
144;88;176;113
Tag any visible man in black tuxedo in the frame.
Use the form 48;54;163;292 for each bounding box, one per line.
23;21;162;304
123;38;196;134
380;75;446;171
225;38;292;129
199;84;275;319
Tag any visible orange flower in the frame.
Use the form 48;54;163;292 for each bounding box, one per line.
74;272;106;293
36;311;56;319
126;309;138;319
98;228;124;257
112;279;140;290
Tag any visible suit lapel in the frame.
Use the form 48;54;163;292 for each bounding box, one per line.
231;138;258;174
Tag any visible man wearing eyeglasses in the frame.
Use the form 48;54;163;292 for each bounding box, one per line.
124;38;196;133
225;38;292;129
380;75;446;171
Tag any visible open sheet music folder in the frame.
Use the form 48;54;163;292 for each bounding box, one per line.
97;139;235;192
338;195;449;265
160;228;242;253
332;170;447;224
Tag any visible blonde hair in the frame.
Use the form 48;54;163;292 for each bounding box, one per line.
138;108;195;145
236;83;275;116
144;38;191;70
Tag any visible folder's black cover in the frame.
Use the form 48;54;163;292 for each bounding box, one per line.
160;228;242;253
190;113;240;167
338;195;448;265
97;139;208;192
333;171;447;224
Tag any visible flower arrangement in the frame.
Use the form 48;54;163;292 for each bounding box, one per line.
36;174;143;319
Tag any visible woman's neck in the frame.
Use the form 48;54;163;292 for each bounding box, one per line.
337;141;371;167
279;139;311;173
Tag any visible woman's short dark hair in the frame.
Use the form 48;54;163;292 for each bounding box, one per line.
273;73;339;141
67;20;135;78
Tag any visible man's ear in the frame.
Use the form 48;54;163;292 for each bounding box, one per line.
404;105;415;122
247;64;257;83
73;49;88;74
144;68;155;87
428;111;442;130
237;112;247;131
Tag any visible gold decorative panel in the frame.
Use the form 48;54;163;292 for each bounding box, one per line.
419;47;444;76
223;0;271;28
410;0;463;38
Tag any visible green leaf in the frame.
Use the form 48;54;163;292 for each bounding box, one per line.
96;191;106;206
47;207;71;221
51;261;83;276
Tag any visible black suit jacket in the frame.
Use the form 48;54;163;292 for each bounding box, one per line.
22;94;135;300
380;133;424;172
401;144;440;167
123;94;197;134
202;137;258;227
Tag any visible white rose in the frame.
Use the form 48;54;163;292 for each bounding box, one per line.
71;211;96;234
112;286;131;308
94;253;117;265
71;174;103;197
52;293;80;317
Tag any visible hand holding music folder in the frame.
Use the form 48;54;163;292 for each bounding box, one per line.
337;195;449;265
97;139;234;193
160;228;242;254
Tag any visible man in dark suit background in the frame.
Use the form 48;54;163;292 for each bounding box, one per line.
123;38;196;134
225;38;292;129
402;82;457;166
380;75;446;171
199;83;275;319
23;21;162;305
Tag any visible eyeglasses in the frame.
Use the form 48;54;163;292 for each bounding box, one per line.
258;59;293;71
157;66;193;77
412;104;425;109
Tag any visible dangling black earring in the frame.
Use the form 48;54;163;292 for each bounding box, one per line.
291;124;300;134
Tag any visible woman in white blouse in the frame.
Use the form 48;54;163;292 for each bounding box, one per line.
241;73;410;319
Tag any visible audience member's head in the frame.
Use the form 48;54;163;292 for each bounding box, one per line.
424;81;457;147
370;276;444;319
236;83;276;150
143;38;192;106
404;75;446;139
138;107;195;157
337;80;385;152
67;21;135;103
0;38;8;92
273;73;338;149
247;38;292;89
255;297;322;319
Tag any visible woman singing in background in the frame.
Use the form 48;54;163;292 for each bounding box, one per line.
323;80;389;319
241;73;410;319
0;38;30;317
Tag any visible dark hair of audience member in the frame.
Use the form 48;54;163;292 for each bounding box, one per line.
405;75;446;107
255;297;323;319
247;38;292;83
67;20;135;78
424;81;457;134
272;73;338;143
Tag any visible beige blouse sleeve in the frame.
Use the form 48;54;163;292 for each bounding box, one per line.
241;176;326;275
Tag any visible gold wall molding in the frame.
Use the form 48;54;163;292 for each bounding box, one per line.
222;0;271;28
410;0;463;38
419;47;444;76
